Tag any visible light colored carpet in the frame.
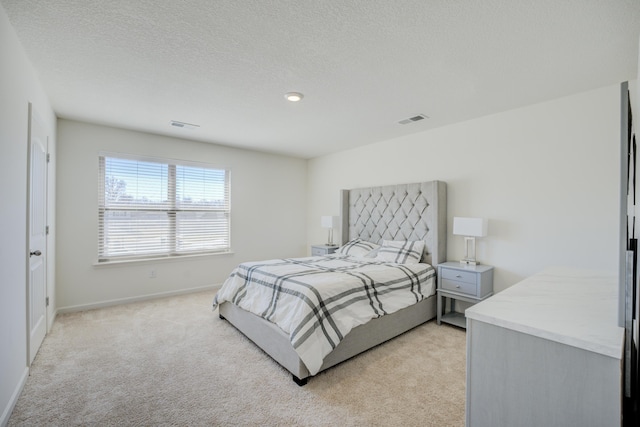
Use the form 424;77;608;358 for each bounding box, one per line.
9;290;466;426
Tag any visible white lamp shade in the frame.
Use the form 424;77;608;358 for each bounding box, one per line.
453;217;488;237
321;216;338;228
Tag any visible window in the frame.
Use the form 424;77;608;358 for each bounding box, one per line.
98;153;230;262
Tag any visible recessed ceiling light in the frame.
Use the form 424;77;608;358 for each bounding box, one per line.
284;92;304;102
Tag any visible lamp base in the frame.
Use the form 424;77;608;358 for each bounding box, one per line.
326;228;334;246
460;237;479;265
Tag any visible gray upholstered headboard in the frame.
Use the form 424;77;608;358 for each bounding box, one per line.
339;181;447;266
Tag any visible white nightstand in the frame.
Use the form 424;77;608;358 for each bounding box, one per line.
436;262;494;329
311;244;339;256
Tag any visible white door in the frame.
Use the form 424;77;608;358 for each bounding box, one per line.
28;104;48;364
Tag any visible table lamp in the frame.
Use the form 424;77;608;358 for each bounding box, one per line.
453;217;488;265
321;216;338;246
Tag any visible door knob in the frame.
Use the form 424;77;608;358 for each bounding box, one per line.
30;250;42;257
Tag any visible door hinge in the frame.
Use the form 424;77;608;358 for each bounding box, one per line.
46;225;49;235
46;297;49;307
46;153;50;163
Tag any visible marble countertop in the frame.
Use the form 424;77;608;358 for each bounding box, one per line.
465;267;625;359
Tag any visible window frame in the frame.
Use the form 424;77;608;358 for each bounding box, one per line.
97;152;231;263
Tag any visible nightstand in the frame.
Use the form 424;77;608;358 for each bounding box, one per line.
436;262;494;329
311;244;339;256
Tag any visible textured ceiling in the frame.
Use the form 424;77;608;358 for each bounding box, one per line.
2;0;639;159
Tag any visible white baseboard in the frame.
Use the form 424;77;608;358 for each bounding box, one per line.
57;284;221;314
47;309;57;333
1;367;28;427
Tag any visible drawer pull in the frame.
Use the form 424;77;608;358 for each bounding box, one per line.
456;274;462;278
456;285;460;288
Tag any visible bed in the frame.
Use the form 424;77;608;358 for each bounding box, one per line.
214;180;447;385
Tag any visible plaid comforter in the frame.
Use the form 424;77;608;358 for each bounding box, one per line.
213;254;436;375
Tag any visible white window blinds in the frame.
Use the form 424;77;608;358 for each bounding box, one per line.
98;154;230;262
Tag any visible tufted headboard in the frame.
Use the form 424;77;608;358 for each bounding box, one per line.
339;181;447;266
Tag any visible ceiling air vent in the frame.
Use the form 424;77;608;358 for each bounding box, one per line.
170;120;200;130
398;114;428;125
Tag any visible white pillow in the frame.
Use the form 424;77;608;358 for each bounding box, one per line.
375;240;425;264
336;239;380;257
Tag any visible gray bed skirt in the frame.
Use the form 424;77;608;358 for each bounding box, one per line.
218;294;437;385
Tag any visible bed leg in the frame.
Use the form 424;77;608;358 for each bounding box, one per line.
292;375;308;386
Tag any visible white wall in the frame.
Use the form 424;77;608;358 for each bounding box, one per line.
0;6;57;426
56;120;307;310
308;85;620;292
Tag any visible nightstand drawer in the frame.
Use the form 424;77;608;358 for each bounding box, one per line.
440;268;477;285
311;245;338;256
441;278;477;296
311;247;326;256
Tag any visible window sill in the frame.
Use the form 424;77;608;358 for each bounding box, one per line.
93;251;235;267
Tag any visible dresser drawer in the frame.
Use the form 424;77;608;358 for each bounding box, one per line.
441;278;477;296
440;268;477;285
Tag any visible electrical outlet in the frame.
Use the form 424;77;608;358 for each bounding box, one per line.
149;269;157;278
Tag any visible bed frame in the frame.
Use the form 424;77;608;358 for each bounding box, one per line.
218;181;447;385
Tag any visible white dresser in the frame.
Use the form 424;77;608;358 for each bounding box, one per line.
465;268;624;427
